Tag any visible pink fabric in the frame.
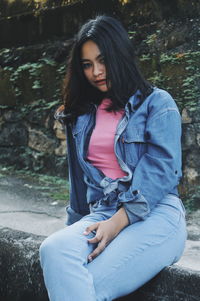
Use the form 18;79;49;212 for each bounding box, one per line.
87;98;127;179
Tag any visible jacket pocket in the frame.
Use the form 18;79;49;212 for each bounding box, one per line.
123;127;147;166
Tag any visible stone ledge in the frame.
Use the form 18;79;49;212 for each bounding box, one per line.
0;227;48;301
0;227;199;301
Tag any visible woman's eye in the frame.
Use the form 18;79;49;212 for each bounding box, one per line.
82;63;92;69
99;57;105;64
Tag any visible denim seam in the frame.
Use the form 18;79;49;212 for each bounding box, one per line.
150;108;180;123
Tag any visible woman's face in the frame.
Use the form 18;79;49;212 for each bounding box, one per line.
81;40;108;92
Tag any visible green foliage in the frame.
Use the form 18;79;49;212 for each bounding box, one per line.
145;33;157;46
139;51;200;111
57;64;66;76
128;30;136;40
148;71;167;88
160;53;185;64
140;54;151;62
2;58;62;104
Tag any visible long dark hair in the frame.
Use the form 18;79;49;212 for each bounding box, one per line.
63;15;152;118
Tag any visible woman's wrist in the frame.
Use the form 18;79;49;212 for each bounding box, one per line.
109;207;129;233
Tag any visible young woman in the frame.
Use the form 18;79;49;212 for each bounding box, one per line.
40;15;187;301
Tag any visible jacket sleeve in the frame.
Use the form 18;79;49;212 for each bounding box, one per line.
66;124;89;224
118;96;182;224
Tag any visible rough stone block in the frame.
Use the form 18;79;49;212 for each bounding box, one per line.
0;227;48;301
182;108;192;124
0;123;28;146
55;140;67;156
28;128;56;154
53;120;66;140
0;227;200;301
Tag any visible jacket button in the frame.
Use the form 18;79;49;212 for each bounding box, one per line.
133;190;139;196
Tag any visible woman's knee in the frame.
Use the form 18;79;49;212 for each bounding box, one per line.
39;235;56;267
39;229;69;265
39;226;90;266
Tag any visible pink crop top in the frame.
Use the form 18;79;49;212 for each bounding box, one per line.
87;98;127;179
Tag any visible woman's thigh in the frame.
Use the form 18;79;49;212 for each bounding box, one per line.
87;196;187;301
39;212;108;301
40;212;101;263
40;205;117;268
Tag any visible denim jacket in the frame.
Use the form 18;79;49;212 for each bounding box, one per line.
65;87;182;225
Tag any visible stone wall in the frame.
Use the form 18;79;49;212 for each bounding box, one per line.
0;101;68;177
0;0;200;203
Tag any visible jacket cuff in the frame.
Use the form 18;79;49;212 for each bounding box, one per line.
118;190;150;225
123;202;141;224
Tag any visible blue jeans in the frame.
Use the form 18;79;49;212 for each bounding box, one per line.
39;194;187;301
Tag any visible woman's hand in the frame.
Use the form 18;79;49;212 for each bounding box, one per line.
83;219;119;262
83;207;129;262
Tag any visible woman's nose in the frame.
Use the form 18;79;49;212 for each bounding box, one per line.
93;63;103;77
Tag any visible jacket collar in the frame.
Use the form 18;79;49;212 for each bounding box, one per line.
126;90;143;113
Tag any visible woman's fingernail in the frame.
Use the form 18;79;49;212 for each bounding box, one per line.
88;256;93;262
83;231;88;235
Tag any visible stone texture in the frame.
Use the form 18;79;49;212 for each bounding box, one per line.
184;167;199;183
181;108;192;124
0;123;28;146
0;115;5;130
184;149;200;170
197;133;200;147
182;124;197;149
0;227;48;301
28;128;56;154
0;146;28;167
187;209;200;240
27;110;50;127
3;110;23;122
53;120;66;140
55;140;67;157
164;26;189;50
116;266;200;301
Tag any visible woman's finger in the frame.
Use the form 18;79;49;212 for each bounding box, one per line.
88;239;107;262
87;233;102;244
83;223;99;235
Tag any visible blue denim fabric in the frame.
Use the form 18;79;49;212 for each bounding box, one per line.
66;87;182;224
40;194;187;301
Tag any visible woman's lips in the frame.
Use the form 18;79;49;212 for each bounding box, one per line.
94;79;107;86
